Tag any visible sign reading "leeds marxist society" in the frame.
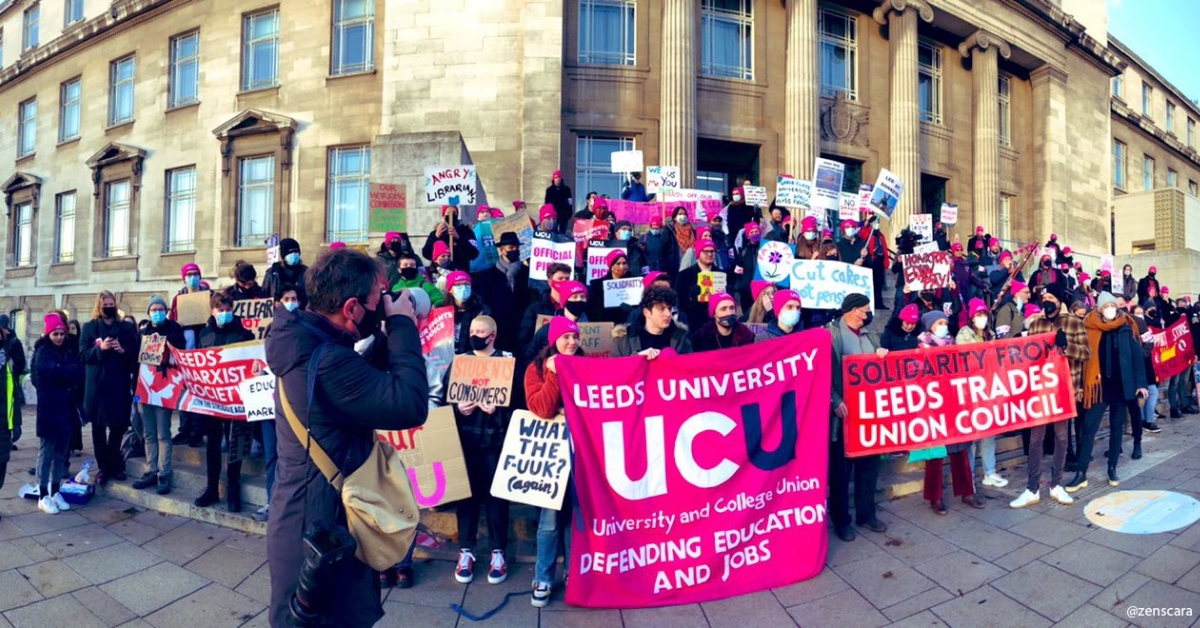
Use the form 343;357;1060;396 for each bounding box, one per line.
136;342;267;420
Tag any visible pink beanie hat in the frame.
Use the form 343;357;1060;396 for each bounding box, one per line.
772;289;801;318
707;291;736;319
432;240;451;260
548;316;579;346
44;314;66;335
181;263;201;279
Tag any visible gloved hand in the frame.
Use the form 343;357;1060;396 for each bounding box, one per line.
1055;329;1067;350
11;425;20;443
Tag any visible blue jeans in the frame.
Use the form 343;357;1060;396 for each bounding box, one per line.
1141;385;1159;425
261;419;277;502
1168;375;1187;410
534;506;573;586
968;437;997;477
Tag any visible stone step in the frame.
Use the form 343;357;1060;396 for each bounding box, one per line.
97;479;267;536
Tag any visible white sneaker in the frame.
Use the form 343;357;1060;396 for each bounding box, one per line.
487;549;507;584
38;496;59;515
455;549;475;584
981;473;1009;488
52;493;70;512
1049;485;1075;505
531;582;552;608
1009;489;1040;509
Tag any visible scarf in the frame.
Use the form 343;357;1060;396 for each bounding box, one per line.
496;257;521;291
674;224;695;255
1082;310;1133;407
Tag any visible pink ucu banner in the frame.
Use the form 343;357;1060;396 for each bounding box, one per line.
556;330;832;608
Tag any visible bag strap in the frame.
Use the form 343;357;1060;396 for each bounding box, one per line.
279;341;347;492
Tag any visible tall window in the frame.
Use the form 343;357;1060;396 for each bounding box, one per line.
237;155;275;246
17;98;36;158
918;41;942;124
1190;118;1196;148
575;135;633;199
64;0;83;25
108;55;135;126
59;78;80;142
998;75;1011;147
701;0;753;80
998;196;1011;242
332;0;373;75
12;202;33;267
1143;155;1154;190
54;192;75;263
696;170;726;195
0;29;4;67
165;167;196;252
1142;82;1152;116
818;8;857;100
1167;168;1177;188
1111;74;1123;99
22;3;39;50
1166;102;1175;134
1113;139;1126;190
578;0;635;65
105;180;131;257
1191;180;1199;197
169;31;200;108
242;8;279;91
327;146;370;242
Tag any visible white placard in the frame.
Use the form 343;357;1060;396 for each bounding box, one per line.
491;411;572;510
910;214;933;243
940;203;958;225
839;192;859;221
586;244;624;282
662;188;723;203
756;240;795;284
237;371;275;422
646;166;680;193
868;169;903;219
423;166;478;206
529;232;576;281
610;150;644;174
788;260;874;310
776;176;811;209
743;185;769;207
603;278;645;308
811;158;846;211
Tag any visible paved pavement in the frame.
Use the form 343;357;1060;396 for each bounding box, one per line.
1;415;1199;627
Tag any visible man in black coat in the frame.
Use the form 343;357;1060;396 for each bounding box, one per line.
262;238;309;306
265;249;428;628
674;240;728;332
421;205;479;270
544;170;573;234
470;232;530;355
79;292;139;483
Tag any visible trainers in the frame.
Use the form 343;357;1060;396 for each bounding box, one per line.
1049;485;1075;505
52;493;70;512
38;496;59;515
252;505;269;522
981;473;1009;488
1010;489;1040;509
132;473;157;490
1143;422;1162;434
531;582;552;608
487;550;507;584
455;549;475;584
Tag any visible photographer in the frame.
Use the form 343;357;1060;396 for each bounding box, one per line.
265;249;428;627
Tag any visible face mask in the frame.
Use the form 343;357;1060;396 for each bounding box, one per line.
215;311;234;327
718;314;738;328
102;306;118;320
973;315;989;330
675;215;688;225
452;285;472;302
617;230;632;241
543;221;556;231
1102;307;1118;321
779;310;801;329
748;232;762;244
803;232;816;241
863;311;874;327
283;301;300;313
355;301;380;337
1124;270;1131;277
844;228;857;238
469;335;491;352
186;275;201;289
733;195;742;202
389;240;406;254
285;252;301;266
399;266;419;280
650;228;662;236
439;259;455;270
565;300;587;318
477;216;491;225
504;249;520;263
1042;300;1059;317
1042;261;1052;268
149;311;167;325
933;325;949;339
1015;297;1025;309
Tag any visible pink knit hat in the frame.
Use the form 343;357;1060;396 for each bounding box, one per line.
694;239;716;257
384;231;403;244
899;303;920;324
773;289;801;318
550;280;587;306
999;250;1013;264
491;208;504;219
969;298;988;318
431;240;451;260
751;279;774;302
605;249;627;268
801;216;818;232
708;292;736;319
329;242;347;251
547;316;579;347
181;263;201;279
44;314;66;335
539;204;556;223
643;271;667;290
1010;281;1028;295
446;271;471;287
1023;303;1042;318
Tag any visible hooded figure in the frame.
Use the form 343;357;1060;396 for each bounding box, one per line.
1137;267;1161;303
544;170;574;233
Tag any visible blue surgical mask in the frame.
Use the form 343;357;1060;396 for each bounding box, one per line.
285;252;302;266
215;311;234;327
283;301;299;313
803;232;816;241
650;228;662;236
452;285;471;302
186;275;201;289
933;325;949;339
779;310;801;329
617;230;632;241
149;311;167;325
1015;297;1025;310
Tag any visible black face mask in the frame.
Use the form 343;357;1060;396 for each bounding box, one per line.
469;335;492;352
399;267;419;281
1042;261;1052;268
565;301;587;318
102;306;117;320
438;260;455;270
354;300;381;338
863;312;874;327
1042;300;1059;318
503;250;520;263
718;314;738;328
389;240;406;254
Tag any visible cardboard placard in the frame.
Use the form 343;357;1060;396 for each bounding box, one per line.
367;183;408;232
775;176;810;209
138;334;166;366
901;250;954;290
869;169;903;219
233;298;274;340
646;166;680;193
856;184;874;217
535;317;615;357
378;407;471;508
445;355;516;407
530;232;576;281
237;371;275;422
743;185;769;207
839;192;859;221
423;166;477;206
811;158;845;211
603;278;644;308
572;219;610;261
490;411;572;510
492;211;535;261
586;242;625;282
610;150;644;174
697;272;727;303
940;203;958;225
175;291;212;327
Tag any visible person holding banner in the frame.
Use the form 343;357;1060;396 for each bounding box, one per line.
957;299;1009;489
692;292;755;351
614;287;693;358
443;272;491;355
836;220;866;271
544;170;574;233
620;172;653;203
80;291;139;484
525;280;589;362
134;296;186;495
32;314;83;515
881;304;922;351
523;316;581;607
423;206;480;272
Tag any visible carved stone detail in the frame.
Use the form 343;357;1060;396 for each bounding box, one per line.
820;93;870;147
958;29;1013;60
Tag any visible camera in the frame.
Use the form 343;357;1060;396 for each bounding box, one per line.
895;229;920;256
289;523;357;625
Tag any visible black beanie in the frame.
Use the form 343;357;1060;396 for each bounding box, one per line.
1043;282;1066;305
840;293;871;314
280;238;300;255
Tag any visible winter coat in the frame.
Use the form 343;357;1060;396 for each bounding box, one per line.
674;264;727;331
917;331;955;349
1121;275;1137;302
225;283;267;302
198;316;255;349
623;240;649;276
735;240;760;294
1137;274;1160;303
451;296;491;355
828;317;880;441
725;203;755;242
79;318;139;427
588;273;635;325
422;223;479;270
620;181;653;202
262;261;308;304
755;321;800;343
993;297;1025;339
1;333;26;407
265;310;428;628
691;320;756;352
518;293;558;356
1097;318;1148;402
836;235;866;267
643;230;678;278
613;322;693;356
525;360;565;420
33;338;84;441
391;275;445;308
140;320;186;377
544;183;574;228
880;319;921;351
472;264;531;355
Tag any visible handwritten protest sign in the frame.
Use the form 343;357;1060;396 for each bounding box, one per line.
421;307;456;395
572;219;610;261
646;166;679;193
940;203;958;225
266;234;280;267
913;242;939;255
869;169;903;219
610;150;644;174
1100;254;1114;275
843;334;1074;456
491;411;572;510
789;260;874;310
368;183;408;232
237;371;275;422
902;250;953;290
492;212;534;260
661;188;723;203
812;158;845;211
138;334;167;366
586;242;625;282
743;185;768;207
697;272;726;303
136;341;267;420
839;192;858;221
603;278;644;307
379;407;471;508
423;166;477;206
857;184;874;217
175;291;211;327
910;213;933;243
530;232;576;281
776;176;807;208
1150;318;1196;381
446;355;516;407
756;241;795;285
233;298;274;340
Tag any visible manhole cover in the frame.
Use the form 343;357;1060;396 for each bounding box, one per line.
1084;490;1200;534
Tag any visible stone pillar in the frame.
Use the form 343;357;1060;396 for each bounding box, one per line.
1031;64;1070;243
873;0;933;236
660;0;697;187
784;0;819;178
959;30;1011;238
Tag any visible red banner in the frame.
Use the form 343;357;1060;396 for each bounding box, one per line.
421;306;456;396
135;342;267;420
557;330;832;608
573;219;610;260
842;333;1074;457
1150;318;1196;380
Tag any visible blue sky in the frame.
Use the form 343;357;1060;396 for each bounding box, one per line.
1107;0;1200;103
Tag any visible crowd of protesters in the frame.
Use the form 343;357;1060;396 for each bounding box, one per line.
4;171;1196;626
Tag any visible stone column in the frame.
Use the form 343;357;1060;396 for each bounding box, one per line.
959;30;1011;237
784;0;819;178
660;0;697;187
1031;64;1070;243
873;0;933;236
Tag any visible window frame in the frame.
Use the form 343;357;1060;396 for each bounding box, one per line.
1142;82;1152;117
64;0;84;26
241;7;280;92
997;196;1011;243
86;143;145;262
574;135;635;200
168;31;201;109
918;40;942;125
1113;139;1127;191
236;154;277;247
11;201;34;267
1166;102;1175;135
59;77;81;142
326;145;371;243
104;179;132;258
331;0;374;76
1167;168;1177;189
108;55;136;127
164;166;197;253
22;3;39;51
577;0;636;66
1143;154;1154;191
54;191;76;263
1188;118;1195;149
1111;74;1123;100
998;75;1012;147
1190;180;1198;197
818;7;858;101
700;0;754;81
17;97;36;158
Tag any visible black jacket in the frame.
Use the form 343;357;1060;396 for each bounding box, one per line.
198;316;255;349
518;292;558;355
79;318;139;427
544;183;573;228
451;296;491;355
1099;318;1148;402
674;264;727;331
880;318;921;351
262;261;308;305
265;311;428;628
588;273;635;325
471;264;530;355
1;332;27;406
691;320;756;352
33;338;84;441
421;223;479;269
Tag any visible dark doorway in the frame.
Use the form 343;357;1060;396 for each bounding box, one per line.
921;174;947;223
698;138;760;200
